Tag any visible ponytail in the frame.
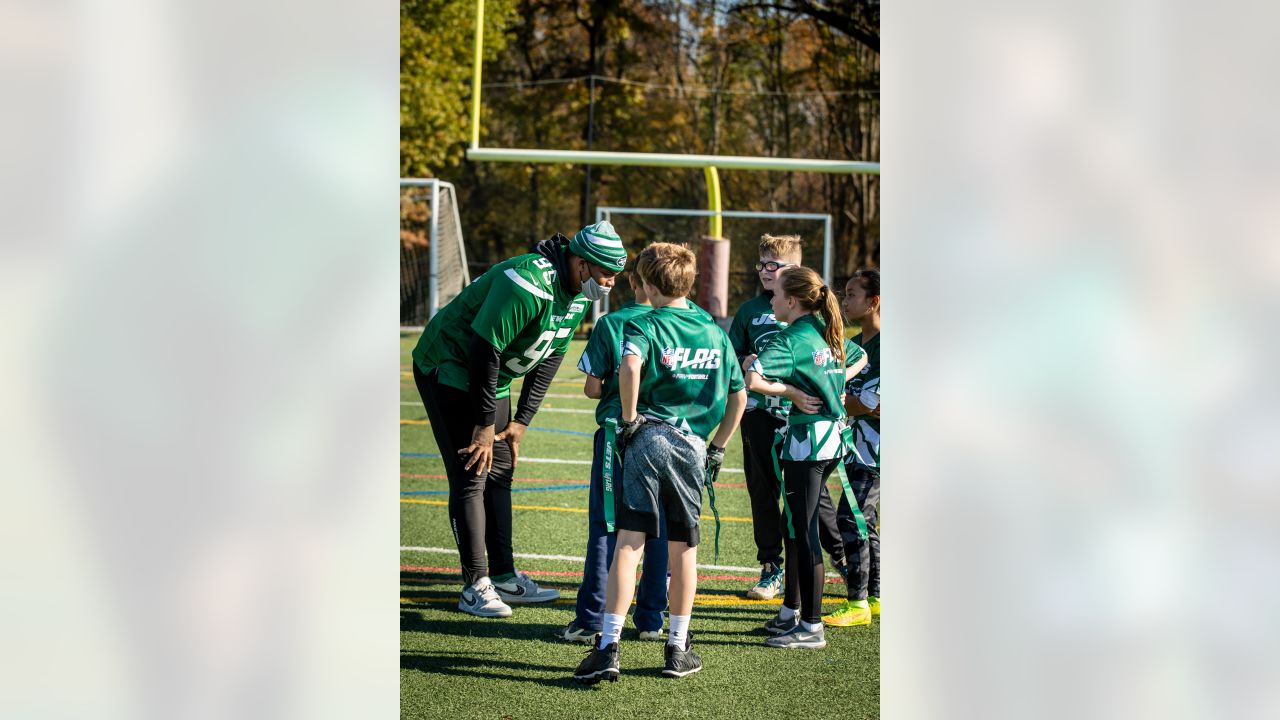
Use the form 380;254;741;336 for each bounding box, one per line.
819;286;845;363
778;266;845;363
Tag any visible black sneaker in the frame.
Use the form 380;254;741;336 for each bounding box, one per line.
573;642;620;685
662;634;702;678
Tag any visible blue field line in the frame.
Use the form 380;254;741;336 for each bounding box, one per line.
528;427;594;437
401;484;588;496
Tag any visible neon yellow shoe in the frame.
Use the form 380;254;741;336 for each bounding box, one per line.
822;600;871;627
867;596;880;616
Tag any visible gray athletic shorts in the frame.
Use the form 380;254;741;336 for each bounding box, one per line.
617;421;706;545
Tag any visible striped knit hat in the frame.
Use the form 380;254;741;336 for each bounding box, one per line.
569;220;627;272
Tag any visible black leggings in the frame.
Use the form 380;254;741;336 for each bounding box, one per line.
839;463;881;600
781;457;840;625
741;410;846;567
413;365;516;585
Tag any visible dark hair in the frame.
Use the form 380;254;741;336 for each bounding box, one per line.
851;268;879;298
777;266;845;363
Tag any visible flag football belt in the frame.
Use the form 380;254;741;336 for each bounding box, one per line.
771;415;868;540
705;453;722;563
602;418;620;533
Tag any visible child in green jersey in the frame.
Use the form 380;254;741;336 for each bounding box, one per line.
559;268;670;645
824;268;882;627
728;234;850;600
744;266;850;650
574;243;746;683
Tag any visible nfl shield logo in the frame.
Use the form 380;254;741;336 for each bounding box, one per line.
812;348;832;366
661;347;678;368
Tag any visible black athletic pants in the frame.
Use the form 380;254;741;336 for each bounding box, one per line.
838;463;881;600
780;457;840;625
741;409;846;567
414;365;516;585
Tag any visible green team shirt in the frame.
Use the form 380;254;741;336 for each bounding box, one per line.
845;332;880;467
728;292;790;418
577;302;652;426
751;314;849;461
621;304;745;440
411;253;590;399
578;302;716;426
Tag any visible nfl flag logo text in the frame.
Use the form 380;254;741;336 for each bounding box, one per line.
661;347;678;368
812;348;833;366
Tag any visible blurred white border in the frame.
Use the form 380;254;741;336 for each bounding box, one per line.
1;1;398;718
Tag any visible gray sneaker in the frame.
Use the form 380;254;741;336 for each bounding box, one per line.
746;563;784;600
763;611;799;636
458;577;513;618
493;571;560;604
764;624;827;649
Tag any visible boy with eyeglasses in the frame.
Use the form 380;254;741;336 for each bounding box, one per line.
727;235;849;600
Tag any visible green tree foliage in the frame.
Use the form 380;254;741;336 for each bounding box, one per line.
400;0;518;175
401;0;879;303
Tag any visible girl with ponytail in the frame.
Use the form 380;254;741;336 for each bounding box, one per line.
742;266;867;650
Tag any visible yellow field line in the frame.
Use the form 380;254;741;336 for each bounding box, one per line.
401;419;431;425
400;497;753;523
399;595;786;608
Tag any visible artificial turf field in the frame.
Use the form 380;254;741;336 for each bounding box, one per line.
401;331;880;720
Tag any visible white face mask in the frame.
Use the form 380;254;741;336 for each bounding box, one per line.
581;275;611;301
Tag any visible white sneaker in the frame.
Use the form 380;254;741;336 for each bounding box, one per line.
458;577;513;618
746;563;784;600
493;571;560;604
638;628;664;641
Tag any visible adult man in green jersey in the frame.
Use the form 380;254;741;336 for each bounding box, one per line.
411;220;627;618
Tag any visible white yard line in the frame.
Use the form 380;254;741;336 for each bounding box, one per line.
400;545;838;577
402;454;743;472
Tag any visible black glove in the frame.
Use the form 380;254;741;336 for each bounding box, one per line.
704;443;725;485
620;415;647;442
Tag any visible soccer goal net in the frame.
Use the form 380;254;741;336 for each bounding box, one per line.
401;178;471;328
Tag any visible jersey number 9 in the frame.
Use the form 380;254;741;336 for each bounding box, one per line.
505;327;573;374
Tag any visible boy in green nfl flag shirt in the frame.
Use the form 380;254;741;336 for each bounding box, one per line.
574;243;746;683
728;234;850;601
743;266;860;650
411;221;627;618
559;267;671;644
824;268;882;627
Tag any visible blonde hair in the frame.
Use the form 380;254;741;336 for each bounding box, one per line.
635;242;696;298
777;266;845;363
759;234;803;261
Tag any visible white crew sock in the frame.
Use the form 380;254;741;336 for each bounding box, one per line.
778;604;798;621
599;613;625;649
667;614;691;647
800;619;823;632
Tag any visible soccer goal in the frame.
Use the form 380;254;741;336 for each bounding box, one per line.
401;178;471;328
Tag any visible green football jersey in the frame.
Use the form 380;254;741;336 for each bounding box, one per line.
728;292;790;417
578;302;652;426
412;253;589;399
621;304;745;440
845;332;880;467
752;314;849;461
